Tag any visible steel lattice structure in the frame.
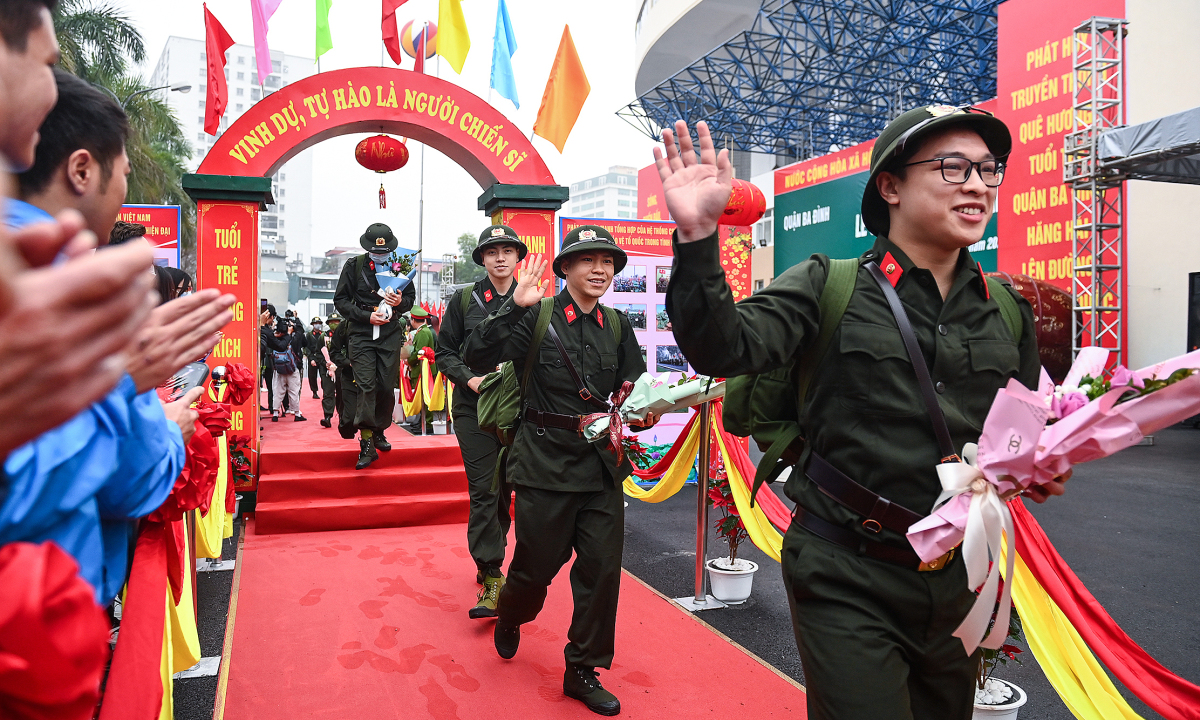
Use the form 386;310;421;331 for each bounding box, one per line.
1064;17;1126;364
620;0;1002;156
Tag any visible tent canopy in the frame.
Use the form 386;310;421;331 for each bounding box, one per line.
1099;105;1200;184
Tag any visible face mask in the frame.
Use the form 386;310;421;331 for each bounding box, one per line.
368;252;391;264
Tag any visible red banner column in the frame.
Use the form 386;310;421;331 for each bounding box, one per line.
183;174;274;493
479;184;570;295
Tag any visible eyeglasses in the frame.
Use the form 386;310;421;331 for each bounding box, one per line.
902;157;1006;187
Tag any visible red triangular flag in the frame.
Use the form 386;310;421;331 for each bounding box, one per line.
382;0;408;65
414;21;426;74
203;4;235;136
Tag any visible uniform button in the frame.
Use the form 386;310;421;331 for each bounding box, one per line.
935;381;946;394
938;324;948;336
585;344;591;351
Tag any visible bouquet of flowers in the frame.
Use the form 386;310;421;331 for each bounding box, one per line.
907;347;1200;654
582;372;725;444
372;250;417;339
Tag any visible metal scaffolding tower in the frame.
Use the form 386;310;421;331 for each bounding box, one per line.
1063;17;1127;364
620;0;1002;156
440;253;456;299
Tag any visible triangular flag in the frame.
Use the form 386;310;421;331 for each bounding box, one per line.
490;0;518;109
251;0;283;84
414;22;426;74
438;0;470;74
382;0;408;65
203;4;235;135
533;26;590;153
315;0;334;60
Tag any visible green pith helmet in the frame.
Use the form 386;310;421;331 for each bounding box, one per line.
326;313;342;325
553;225;627;279
360;222;398;252
473;224;528;266
861;104;1012;238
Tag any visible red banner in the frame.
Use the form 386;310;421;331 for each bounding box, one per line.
637;163;670;221
118;204;180;267
195;201;259;490
996;0;1125;288
493;208;556;299
773;140;874;196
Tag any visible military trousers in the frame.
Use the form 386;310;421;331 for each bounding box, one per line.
452;412;511;577
308;362;321;396
782;521;979;720
320;369;337;420
348;331;400;433
497;480;624;669
336;368;357;440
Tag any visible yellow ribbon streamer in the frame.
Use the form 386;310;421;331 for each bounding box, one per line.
161;520;202;719
622;413;703;502
1002;542;1144;720
195;440;231;558
714;429;784;562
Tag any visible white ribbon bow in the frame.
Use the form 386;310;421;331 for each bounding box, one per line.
934;442;1016;655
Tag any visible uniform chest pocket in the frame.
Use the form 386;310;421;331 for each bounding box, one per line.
536;348;576;396
837;321;922;417
962;339;1021;422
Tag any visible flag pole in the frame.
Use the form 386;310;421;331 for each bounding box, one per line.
416;21;428;304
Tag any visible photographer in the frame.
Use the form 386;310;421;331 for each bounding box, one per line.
264;315;306;422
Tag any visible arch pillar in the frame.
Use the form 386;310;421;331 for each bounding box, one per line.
478;183;569;293
183;174;275;491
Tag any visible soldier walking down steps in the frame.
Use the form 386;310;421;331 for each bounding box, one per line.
334;222;415;470
436;224;525;617
464;226;657;717
656;113;1071;720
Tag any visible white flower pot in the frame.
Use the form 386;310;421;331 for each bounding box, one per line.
705;558;758;604
431;420;448;435
972;678;1027;720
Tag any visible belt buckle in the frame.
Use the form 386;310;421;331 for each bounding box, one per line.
917;548;954;572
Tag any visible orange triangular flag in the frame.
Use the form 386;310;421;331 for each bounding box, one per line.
533;26;590;153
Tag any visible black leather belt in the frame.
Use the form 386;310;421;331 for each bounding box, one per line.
793;505;925;569
523;406;581;432
805;452;924;536
354;301;378;312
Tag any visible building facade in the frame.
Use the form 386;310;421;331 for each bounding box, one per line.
566;166;639;219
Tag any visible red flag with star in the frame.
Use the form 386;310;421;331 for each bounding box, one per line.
203;4;235;135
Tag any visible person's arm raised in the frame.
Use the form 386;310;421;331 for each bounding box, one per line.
652;120;733;243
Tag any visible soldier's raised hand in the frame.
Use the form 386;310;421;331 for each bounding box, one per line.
653;120;733;244
512;253;549;307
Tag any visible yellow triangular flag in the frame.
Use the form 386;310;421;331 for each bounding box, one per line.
438;0;470;74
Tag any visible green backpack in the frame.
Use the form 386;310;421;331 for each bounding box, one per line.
722;258;1023;505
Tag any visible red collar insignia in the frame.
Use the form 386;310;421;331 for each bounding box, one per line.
368;260;376;271
564;304;578;324
484;289;493;302
879;252;903;288
596;309;604;328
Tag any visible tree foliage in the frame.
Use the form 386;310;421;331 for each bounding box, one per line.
454;232;486;284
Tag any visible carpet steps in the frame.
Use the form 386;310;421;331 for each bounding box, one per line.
252;491;469;535
256;466;466;502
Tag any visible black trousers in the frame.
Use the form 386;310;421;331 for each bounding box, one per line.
782;522;979;720
336;368;357;440
348;331;400;434
308;361;320;396
321;368;337;420
261;364;274;410
497;480;624;669
452;413;510;577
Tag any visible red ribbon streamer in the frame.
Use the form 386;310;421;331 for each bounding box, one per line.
1011;500;1200;720
629;411;700;479
0;542;109;720
581;382;635;465
710;403;792;533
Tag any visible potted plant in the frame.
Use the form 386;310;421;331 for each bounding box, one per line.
973;609;1028;719
705;454;758;604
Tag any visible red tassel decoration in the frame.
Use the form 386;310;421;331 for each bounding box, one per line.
379;184;386;209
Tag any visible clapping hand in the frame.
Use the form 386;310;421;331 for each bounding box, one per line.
512;253;549;308
652;120;733;243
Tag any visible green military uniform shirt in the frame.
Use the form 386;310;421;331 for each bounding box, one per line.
666;232;1041;549
435;278;516;418
408;323;436;376
464;288;646;492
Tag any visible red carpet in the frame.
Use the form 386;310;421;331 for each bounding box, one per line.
254;391;468;535
222;521;807;719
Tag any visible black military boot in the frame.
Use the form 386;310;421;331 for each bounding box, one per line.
374;431;392;452
494;619;520;659
563;664;620;716
320;416;332;428
355;434;378;470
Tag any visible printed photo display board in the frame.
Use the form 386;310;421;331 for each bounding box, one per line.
118;204;181;268
558;217;753;444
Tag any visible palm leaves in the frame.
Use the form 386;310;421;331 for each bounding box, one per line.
53;0;196;271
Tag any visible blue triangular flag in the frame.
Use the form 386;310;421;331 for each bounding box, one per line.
490;0;519;109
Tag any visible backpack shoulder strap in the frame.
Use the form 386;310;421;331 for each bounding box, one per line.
458;287;471;317
795;258;858;405
600;305;621;344
519;297;556;395
987;277;1024;342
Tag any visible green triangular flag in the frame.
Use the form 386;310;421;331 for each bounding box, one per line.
315;0;333;60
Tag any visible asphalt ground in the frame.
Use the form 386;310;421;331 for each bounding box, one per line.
175;425;1198;719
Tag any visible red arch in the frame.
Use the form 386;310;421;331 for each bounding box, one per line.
197;67;554;187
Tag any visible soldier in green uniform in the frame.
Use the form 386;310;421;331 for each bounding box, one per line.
327;311;357;440
319;313;342;428
464;227;655;717
435;224;526;616
333;223;415;469
654;113;1069;720
405;306;437;434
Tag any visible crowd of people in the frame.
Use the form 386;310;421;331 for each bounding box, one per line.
0;1;237;712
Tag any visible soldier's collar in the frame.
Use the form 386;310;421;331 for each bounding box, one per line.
557;289;600;326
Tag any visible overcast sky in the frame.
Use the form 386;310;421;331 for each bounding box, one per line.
118;0;659;262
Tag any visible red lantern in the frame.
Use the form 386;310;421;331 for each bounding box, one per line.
355;134;409;209
719;178;766;226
